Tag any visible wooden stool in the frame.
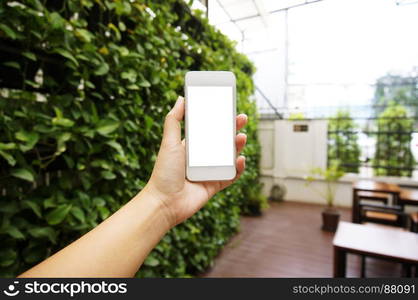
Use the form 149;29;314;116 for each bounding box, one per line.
358;191;389;203
359;203;406;227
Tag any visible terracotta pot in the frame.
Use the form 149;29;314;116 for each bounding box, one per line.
321;207;340;232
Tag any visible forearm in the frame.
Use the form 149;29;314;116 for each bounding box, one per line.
19;186;171;278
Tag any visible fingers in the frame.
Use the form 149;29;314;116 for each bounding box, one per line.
218;155;246;191
236;133;247;154
235;155;246;179
162;96;185;146
170;96;185;121
236;114;248;131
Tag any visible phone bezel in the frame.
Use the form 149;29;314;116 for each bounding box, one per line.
185;71;237;181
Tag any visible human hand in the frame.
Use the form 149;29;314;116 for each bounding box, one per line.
145;96;247;227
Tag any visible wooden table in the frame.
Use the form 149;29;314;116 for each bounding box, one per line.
352;180;401;223
399;189;418;206
333;221;418;277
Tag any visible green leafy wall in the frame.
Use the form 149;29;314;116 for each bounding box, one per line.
328;110;360;173
373;103;415;177
0;0;262;277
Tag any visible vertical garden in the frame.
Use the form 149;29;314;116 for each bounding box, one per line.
0;0;264;277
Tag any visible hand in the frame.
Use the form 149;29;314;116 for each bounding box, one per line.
146;96;247;227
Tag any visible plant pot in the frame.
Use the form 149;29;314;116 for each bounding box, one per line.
246;203;262;216
321;207;340;232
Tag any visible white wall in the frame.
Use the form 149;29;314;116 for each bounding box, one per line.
259;119;328;177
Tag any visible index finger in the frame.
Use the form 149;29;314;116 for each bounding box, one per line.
236;114;248;131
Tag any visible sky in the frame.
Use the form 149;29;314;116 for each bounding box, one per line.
208;0;418;113
288;0;418;85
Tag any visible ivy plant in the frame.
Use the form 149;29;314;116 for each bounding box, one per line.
328;110;360;173
372;103;415;177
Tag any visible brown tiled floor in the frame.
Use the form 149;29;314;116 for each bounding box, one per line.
203;201;402;277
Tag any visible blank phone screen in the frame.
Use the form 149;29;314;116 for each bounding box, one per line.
187;86;234;167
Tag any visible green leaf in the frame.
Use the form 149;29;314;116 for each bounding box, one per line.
46;204;72;225
56;132;72;153
22;51;36;61
96;119;120;135
144;256;159;267
94;62;109;76
5;226;25;239
115;1;131;15
121;69;136;82
75;28;93;43
0;24;16;40
71;207;85;223
101;170;116;180
11;168;34;182
28;227;57;244
139;79;151;87
52;117;74;127
98;206;110;220
3;61;20;69
0;142;16;150
54;48;79;66
54;106;63;119
145;115;154;130
43;196;55;209
58;132;72;144
15;130;39;152
0;150;16;166
108;23;121;41
106;141;124;155
93;197;106;207
49;12;65;29
0;249;17;267
127;84;139;90
23;200;42;218
118;21;126;31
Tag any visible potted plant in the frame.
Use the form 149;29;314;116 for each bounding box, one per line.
305;162;345;232
243;183;269;216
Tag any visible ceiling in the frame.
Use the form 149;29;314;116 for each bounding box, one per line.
209;0;323;39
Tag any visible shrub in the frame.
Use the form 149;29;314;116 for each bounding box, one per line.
288;112;305;120
305;162;345;207
327;110;360;173
372;103;415;177
0;0;262;277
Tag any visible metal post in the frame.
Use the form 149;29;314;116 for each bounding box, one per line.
284;9;289;109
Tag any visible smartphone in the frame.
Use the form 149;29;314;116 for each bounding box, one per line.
185;71;236;181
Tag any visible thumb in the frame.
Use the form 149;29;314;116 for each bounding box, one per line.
162;96;184;146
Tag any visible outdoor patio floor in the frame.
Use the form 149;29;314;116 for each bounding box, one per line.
203;201;402;277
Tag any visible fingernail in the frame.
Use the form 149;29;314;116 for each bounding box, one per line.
173;96;183;109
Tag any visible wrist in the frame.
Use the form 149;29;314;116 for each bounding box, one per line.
135;183;176;229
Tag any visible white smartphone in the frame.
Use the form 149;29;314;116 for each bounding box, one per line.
185;71;236;181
